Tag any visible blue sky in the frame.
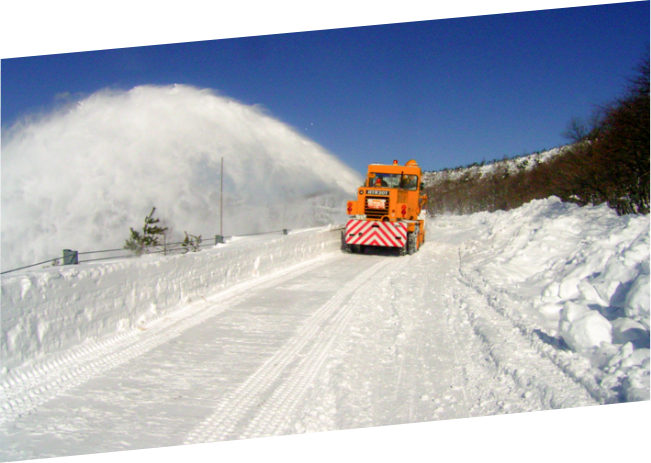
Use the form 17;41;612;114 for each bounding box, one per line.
1;1;648;175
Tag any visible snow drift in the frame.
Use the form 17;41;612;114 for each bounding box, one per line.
1;84;362;272
451;197;649;402
1;227;344;371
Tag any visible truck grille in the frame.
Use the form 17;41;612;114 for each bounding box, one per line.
365;196;390;219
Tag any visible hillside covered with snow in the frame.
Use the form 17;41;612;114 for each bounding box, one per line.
423;146;568;186
421;146;575;216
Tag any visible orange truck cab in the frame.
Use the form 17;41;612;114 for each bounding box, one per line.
344;159;427;255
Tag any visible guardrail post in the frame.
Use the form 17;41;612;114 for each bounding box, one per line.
63;249;78;265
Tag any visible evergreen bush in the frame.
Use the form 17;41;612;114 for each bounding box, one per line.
181;232;203;254
124;207;169;256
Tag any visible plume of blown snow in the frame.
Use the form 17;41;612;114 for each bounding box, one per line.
1;85;362;271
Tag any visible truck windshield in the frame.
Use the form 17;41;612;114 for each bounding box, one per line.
368;173;418;191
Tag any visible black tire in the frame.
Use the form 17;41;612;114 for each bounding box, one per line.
342;231;352;253
408;225;420;255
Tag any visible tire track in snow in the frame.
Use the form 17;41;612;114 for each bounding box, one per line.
384;244;473;423
240;256;410;439
458;264;615;404
0;253;340;424
453;280;598;409
184;256;404;443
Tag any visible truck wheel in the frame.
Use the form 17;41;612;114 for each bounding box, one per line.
341;231;350;252
408;225;420;255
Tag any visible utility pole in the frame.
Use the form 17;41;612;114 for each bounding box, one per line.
220;157;224;240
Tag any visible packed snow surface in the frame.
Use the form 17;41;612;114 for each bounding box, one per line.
1;84;362;272
0;197;648;461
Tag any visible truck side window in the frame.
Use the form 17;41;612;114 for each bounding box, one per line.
399;175;418;191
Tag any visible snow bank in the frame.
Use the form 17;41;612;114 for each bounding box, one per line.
559;302;613;353
1;226;343;371
452;197;649;402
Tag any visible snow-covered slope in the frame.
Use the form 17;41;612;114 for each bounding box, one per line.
422;146;568;186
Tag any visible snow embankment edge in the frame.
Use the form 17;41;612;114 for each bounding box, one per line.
1;227;344;371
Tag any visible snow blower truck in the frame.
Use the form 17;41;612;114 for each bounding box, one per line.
344;159;427;255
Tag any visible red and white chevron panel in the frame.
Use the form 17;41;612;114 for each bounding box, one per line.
345;219;407;248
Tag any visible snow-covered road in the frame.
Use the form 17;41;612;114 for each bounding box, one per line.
0;222;601;460
290;227;597;435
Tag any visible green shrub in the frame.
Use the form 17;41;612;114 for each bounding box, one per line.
124;207;169;256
